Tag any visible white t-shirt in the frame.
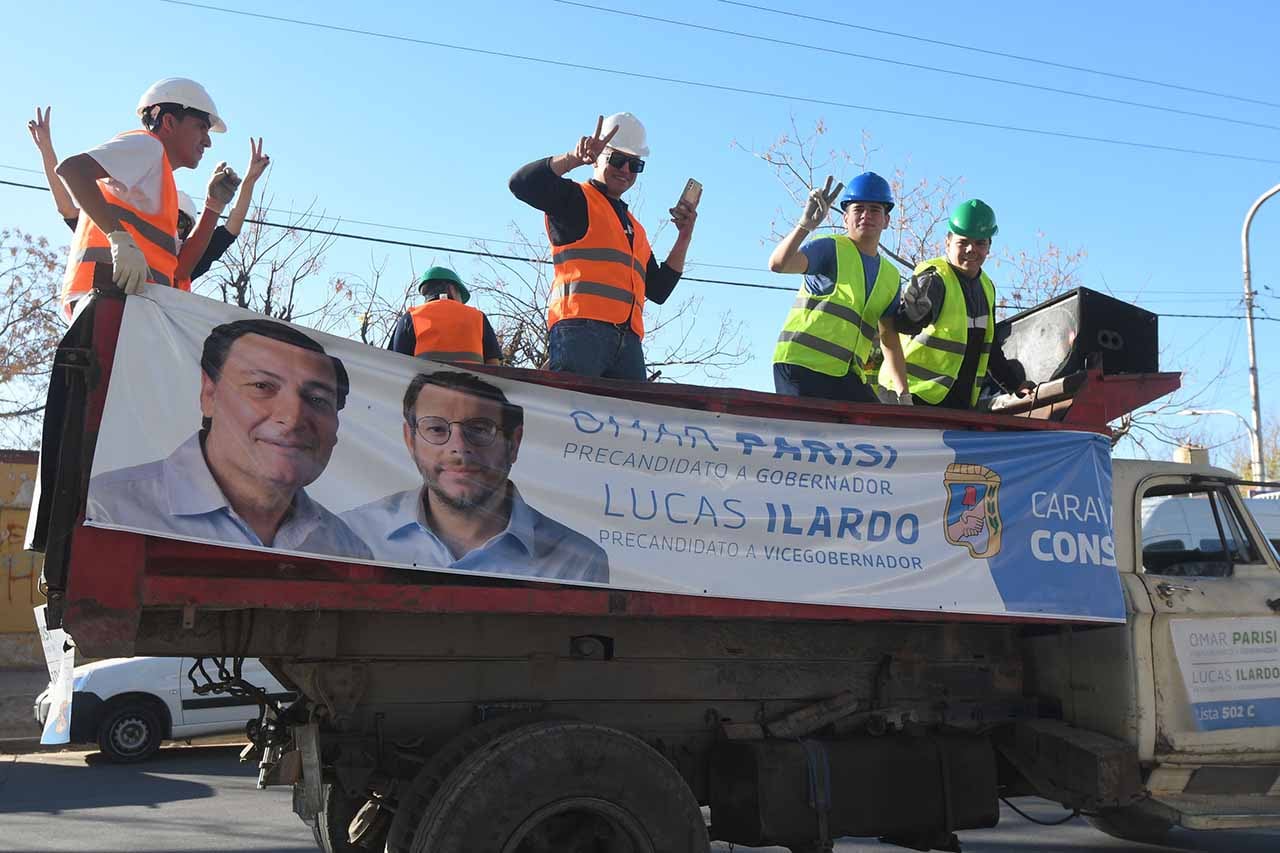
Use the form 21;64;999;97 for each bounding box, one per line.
84;132;169;216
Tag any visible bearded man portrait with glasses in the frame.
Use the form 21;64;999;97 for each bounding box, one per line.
508;112;697;381
341;371;609;582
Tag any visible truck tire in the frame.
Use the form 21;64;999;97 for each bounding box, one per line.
385;712;544;853
408;720;709;853
96;699;165;763
314;783;371;853
1085;807;1173;844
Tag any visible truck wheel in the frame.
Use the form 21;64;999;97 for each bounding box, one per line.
1086;807;1173;844
314;784;373;853
385;712;544;853
409;720;709;853
96;700;164;763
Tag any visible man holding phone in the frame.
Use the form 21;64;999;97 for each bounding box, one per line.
509;113;697;381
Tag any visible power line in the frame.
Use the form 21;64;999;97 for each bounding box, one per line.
4;177;1276;320
721;0;1280;110
155;0;1280;166
557;1;1280;133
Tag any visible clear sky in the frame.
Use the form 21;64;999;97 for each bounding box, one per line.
3;0;1279;465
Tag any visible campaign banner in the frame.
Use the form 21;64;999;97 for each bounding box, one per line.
83;287;1125;622
1171;618;1280;731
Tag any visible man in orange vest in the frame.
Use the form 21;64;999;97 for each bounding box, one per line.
509;113;697;381
54;78;241;321
388;267;503;365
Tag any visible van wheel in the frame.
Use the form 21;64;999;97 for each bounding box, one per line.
385;713;543;853
97;700;164;763
1086;807;1173;844
409;721;708;853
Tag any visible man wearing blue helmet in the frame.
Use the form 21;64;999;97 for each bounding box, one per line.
768;172;909;404
887;199;1034;409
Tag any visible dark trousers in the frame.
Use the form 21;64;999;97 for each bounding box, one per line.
548;318;647;381
773;362;878;404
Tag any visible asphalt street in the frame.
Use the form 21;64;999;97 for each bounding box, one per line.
1;744;1279;852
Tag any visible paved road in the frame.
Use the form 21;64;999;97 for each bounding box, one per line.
2;744;1280;852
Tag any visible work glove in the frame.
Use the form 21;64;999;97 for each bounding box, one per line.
901;276;935;323
205;161;242;211
897;391;914;406
106;230;148;294
797;176;843;232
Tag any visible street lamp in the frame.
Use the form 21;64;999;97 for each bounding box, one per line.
1242;183;1280;483
1176;408;1261;480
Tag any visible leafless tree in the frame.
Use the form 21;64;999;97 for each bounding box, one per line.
0;228;63;447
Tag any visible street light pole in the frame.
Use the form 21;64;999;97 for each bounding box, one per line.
1242;183;1280;483
1177;408;1261;480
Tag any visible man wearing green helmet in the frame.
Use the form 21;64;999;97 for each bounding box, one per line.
887;199;1034;409
388;266;503;365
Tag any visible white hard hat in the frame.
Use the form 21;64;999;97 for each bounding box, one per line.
137;77;226;133
177;190;197;219
601;112;648;158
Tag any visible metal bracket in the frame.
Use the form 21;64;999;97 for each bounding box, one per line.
294;721;323;821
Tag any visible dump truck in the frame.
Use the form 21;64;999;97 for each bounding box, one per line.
27;288;1280;852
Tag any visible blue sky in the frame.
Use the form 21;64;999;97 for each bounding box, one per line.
3;0;1279;464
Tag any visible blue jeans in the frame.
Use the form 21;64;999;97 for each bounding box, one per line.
548;319;646;381
773;361;878;404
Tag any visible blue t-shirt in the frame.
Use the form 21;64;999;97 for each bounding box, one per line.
799;239;901;316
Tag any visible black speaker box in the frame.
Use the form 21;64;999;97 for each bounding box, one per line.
993;287;1159;385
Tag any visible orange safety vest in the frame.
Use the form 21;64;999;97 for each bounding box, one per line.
61;130;180;320
547;182;653;339
408;299;486;363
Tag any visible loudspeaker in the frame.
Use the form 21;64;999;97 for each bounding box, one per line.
994;287;1159;384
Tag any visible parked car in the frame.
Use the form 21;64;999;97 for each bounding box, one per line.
33;657;293;763
1143;493;1280;557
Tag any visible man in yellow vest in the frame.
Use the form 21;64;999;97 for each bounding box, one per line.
509;113;696;381
55;78;240;321
388;267;503;365
889;199;1035;409
769;172;909;404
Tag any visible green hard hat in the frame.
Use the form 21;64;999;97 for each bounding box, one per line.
948;199;999;240
418;265;470;303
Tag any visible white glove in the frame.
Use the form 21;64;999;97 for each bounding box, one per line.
897;391;914;406
205;161;242;211
797;176;843;232
106;230;148;294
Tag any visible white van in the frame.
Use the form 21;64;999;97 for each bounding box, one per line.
1141;494;1280;556
33;657;293;763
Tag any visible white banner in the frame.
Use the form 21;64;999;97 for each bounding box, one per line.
82;288;1125;622
1171;618;1280;730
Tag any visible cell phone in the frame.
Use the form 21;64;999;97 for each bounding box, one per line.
677;178;703;211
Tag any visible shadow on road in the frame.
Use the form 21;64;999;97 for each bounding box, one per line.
0;745;260;813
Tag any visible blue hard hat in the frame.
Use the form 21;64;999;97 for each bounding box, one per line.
839;172;895;213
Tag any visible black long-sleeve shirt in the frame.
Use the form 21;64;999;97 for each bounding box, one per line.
895;264;1024;408
508;158;681;306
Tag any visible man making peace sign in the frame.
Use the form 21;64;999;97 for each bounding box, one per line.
509;113;697;381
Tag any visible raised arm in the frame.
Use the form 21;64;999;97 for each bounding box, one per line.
28;107;78;220
768;176;842;274
225;137;269;236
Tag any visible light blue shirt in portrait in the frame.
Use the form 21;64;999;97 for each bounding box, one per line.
86;432;372;560
340;485;609;583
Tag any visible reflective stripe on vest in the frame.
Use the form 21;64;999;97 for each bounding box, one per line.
409;299;486;363
547;182;652;339
772;235;900;377
899;258;995;405
61;130;179;319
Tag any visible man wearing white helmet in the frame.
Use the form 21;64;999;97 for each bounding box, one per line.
509;113;697;381
54;77;242;320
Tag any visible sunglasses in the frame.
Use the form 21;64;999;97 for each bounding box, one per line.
606;151;645;174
